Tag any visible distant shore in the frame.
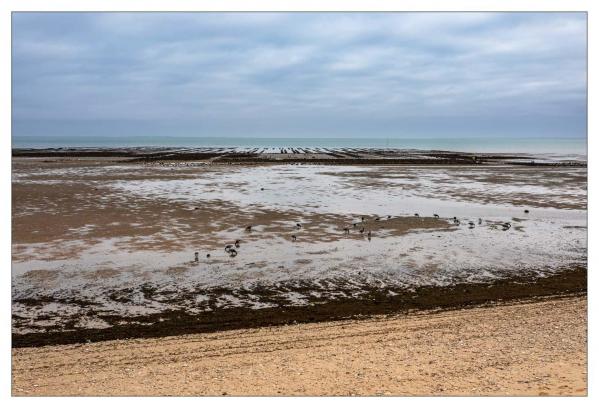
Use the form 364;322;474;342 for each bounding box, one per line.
12;295;587;396
11;147;587;166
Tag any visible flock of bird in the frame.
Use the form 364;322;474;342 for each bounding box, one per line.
192;209;528;262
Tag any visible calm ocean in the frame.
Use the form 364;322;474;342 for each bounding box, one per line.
12;136;587;155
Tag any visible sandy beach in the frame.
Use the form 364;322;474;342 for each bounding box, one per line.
12;295;587;396
10;10;590;399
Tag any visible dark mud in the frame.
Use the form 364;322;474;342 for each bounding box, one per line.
12;265;586;348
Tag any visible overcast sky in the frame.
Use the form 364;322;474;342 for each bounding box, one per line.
12;12;587;139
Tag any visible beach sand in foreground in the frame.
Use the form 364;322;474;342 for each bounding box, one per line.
12;295;587;396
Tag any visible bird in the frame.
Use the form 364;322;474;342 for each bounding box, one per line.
224;244;233;253
414;213;420;217
367;231;372;241
524;209;529;214
296;223;302;228
387;215;391;219
468;221;475;228
291;234;297;241
343;227;350;234
478;218;482;225
234;239;240;248
375;217;380;221
245;225;252;232
433;214;439;218
502;222;511;231
229;248;238;257
361;216;365;222
206;253;211;258
359;227;364;234
353;223;357;228
194;252;199;262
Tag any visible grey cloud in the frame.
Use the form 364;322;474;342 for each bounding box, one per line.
12;12;586;138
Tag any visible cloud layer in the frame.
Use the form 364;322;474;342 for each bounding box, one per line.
12;12;587;138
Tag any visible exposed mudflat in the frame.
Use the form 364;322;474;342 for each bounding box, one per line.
11;153;587;345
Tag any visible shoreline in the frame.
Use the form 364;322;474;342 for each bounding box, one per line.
12;265;586;348
12;294;587;396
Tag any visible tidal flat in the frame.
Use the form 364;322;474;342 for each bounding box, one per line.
11;149;587;347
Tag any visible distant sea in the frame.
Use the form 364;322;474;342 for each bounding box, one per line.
12;136;587;155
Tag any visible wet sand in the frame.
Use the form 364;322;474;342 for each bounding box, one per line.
11;152;587;345
12;295;587;396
